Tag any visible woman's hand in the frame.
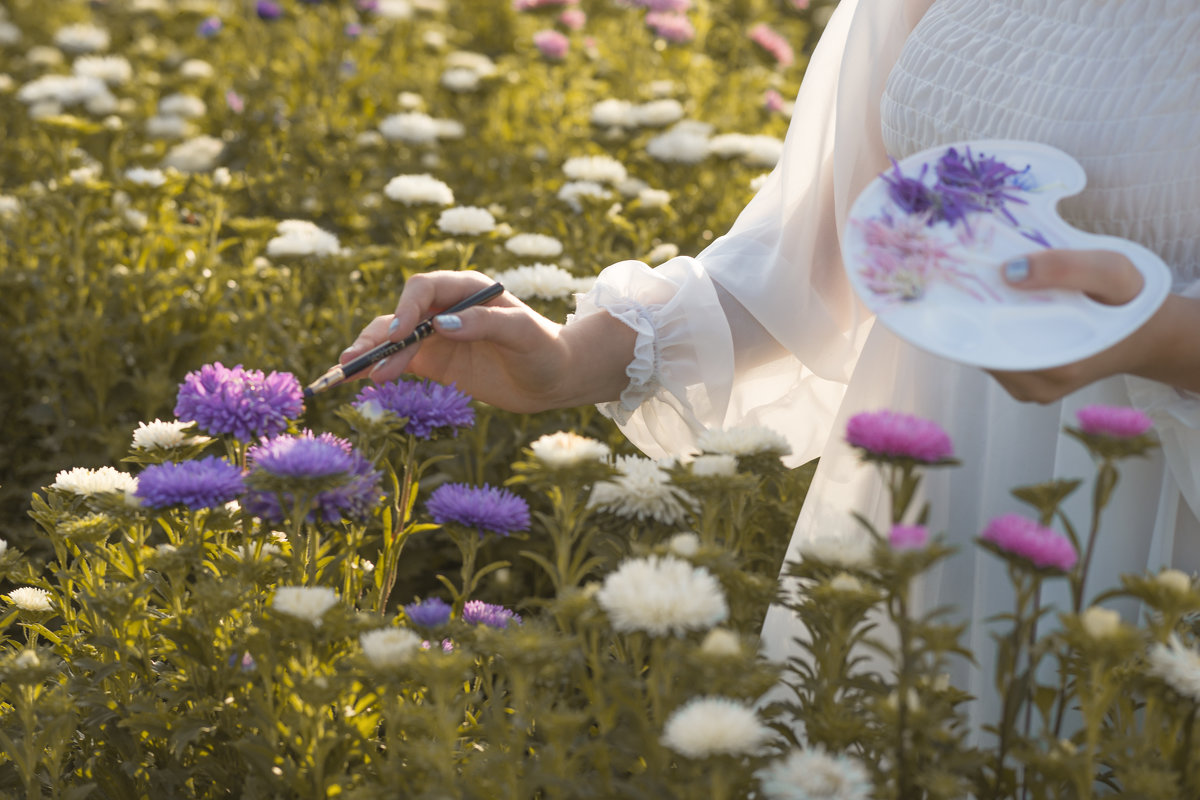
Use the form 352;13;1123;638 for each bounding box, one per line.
988;249;1200;402
339;271;637;413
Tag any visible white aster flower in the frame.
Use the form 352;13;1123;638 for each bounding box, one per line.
596;555;728;636
383;173;454;206
379;111;440;145
69;164;101;183
84;90;118;115
28;101;62;120
436;205;495;236
589;454;696;525
691;454;738;478
266;219;342;258
6;587;53;612
615;176;649;197
53;466;138;496
756;746;874;800
73;54;131;85
750;172;771;192
528;431;610;467
646;243;679;264
1156;568;1192;595
0;195;20;218
799;534;873;569
0;74;14;93
557;180;611;213
562;154;627;185
272;586;339;626
17;74;108;107
636;188;671;208
213;167;232;188
131;419;207;451
125;166;167;187
161;135;224;172
445;50;497;77
828;572;865;593
697;424;792;457
646;129;709;164
1147;635;1200;702
589;98;636;129
178;58;215;80
743;134;785;168
54;23;110;54
633;98;684;127
0;538;7;558
707;133;755;159
661;696;770;758
440;67;480;92
504;232;563;258
647;79;676;97
1080;606;1123;640
14;650;39;669
235;542;282;560
0;21;20;47
360;627;423;668
490;263;587;300
700;628;742;657
157;92;206;118
433;118;465;139
145;114;193;140
396;91;424;110
26;46;64;68
372;0;414;19
423;29;447;49
667;531;700;557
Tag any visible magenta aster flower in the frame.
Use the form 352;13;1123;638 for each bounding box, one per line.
136;456;245;510
845;410;954;463
889;523;929;551
174;363;303;442
462;599;522;629
404;597;452;628
981;513;1077;571
243;432;382;523
426;483;530;536
353;378;474;439
1075;405;1154;439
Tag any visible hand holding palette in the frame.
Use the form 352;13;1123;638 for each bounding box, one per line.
842;140;1171;371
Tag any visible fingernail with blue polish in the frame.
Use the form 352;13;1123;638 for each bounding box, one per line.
1003;257;1030;283
388;317;401;334
369;356;390;377
435;313;462;331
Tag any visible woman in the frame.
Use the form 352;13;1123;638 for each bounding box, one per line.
342;0;1200;732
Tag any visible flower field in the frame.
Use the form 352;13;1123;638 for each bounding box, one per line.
2;1;1200;799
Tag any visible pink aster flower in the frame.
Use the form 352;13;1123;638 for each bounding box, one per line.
889;523;929;551
764;88;786;113
748;23;794;68
981;513;1077;571
558;8;586;30
645;12;694;43
790;0;810;9
845;410;954;463
533;29;569;60
1075;405;1153;439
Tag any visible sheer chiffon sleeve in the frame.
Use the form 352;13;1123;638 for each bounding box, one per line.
569;0;935;463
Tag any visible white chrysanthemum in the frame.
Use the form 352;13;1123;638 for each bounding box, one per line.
17;74;108;107
589;455;696;524
54;23;110;54
505;232;563;258
445;50;497;77
557;180;612;213
750;173;771;192
562;155;627;185
131;419;207;451
756;747;874;800
440;67;480;92
697;424;792;457
700;628;742;657
0;195;19;218
272;586;339;626
6;587;53;612
1155;568;1192;595
379;111;440;145
436;205;495;236
529;431;610;467
1080;606;1122;640
707;133;754;159
668;531;700;557
0;21;20;46
178;58;215;80
597;555;728;636
161;135;223;172
646;129;709;164
637;188;671;208
691;454;738;478
157;92;206;119
799;534;873;569
384;173;454;206
360;627;423;668
633;98;684;128
590;98;636;129
266;220;342;258
145;114;193;139
1147;635;1200;702
53;466;138;496
743;135;785;168
661;696;769;758
372;0;414;19
490;263;586;300
73;54;131;85
125;166;166;187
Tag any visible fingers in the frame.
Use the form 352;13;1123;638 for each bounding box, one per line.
1001;249;1143;305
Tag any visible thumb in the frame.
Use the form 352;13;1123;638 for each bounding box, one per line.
1001;249;1143;306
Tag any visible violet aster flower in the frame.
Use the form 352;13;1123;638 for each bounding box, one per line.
881;160;942;222
353;378;474;439
405;597;452;628
845;410;954;463
462;599;522;629
426;483;530;536
1075;405;1154;439
981;513;1077;572
243;432;382;523
889;523;930;551
197;16;222;37
174;363;303;442
934;147;1029;226
135;456;245;510
256;1;283;19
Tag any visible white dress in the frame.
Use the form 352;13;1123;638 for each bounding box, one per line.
572;0;1200;734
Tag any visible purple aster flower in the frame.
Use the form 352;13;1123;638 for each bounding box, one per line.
197;16;222;37
846;410;954;463
404;597;452;627
174;362;303;442
243;432;382;523
344;22;363;37
256;0;283;19
934;147;1029;226
1075;405;1154;439
426;483;530;536
462;600;522;629
881;160;941;222
981;513;1077;572
353;378;474;439
135;456;245;510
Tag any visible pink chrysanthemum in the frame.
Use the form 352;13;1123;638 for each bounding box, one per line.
845;410;954;463
981;513;1077;571
1075;405;1153;439
889;524;929;551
